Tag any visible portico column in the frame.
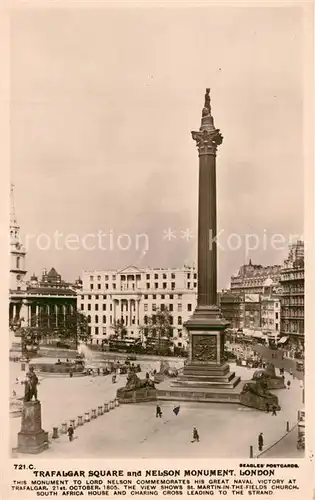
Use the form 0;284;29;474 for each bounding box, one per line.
129;300;132;327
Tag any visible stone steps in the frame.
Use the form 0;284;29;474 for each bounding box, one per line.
157;387;241;404
177;371;236;383
171;375;241;390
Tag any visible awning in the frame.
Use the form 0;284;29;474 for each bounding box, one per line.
278;337;289;344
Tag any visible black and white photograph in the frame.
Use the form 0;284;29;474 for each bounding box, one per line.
6;2;313;480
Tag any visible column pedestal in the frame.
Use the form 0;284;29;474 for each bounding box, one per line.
16;401;48;454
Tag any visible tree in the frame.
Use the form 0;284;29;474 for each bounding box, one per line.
20;310;91;350
140;307;174;355
110;319;128;340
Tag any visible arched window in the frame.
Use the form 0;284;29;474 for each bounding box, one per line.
16;256;20;269
178;316;182;325
95;315;99;323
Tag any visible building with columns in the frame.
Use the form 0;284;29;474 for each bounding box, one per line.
9;185;77;335
78;265;197;348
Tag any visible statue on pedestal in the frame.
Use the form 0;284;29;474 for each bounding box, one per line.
24;366;39;402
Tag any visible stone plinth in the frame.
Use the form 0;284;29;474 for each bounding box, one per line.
117;387;157;404
17;401;48;454
162;307;241;403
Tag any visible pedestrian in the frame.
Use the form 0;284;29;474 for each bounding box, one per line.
191;427;200;443
289;369;293;376
265;403;270;414
156;405;162;418
258;432;263;452
272;405;277;416
173;405;180;416
69;369;73;378
287;380;291;390
67;424;74;442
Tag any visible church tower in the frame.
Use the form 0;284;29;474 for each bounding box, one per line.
10;184;27;291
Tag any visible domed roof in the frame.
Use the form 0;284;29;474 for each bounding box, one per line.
263;277;273;286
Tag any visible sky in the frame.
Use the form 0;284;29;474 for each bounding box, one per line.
10;6;304;288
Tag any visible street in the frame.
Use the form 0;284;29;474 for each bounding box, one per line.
252;344;304;380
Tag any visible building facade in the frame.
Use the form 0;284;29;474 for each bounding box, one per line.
9;186;77;334
260;278;281;344
230;259;281;295
78;265;197;348
219;293;243;330
279;241;304;349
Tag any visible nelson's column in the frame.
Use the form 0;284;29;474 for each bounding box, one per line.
158;89;241;403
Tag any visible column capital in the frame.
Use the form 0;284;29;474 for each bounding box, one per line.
191;128;223;156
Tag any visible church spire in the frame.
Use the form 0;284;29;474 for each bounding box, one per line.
10;183;18;227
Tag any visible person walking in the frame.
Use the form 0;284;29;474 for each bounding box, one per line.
265;402;270;414
173;405;180;416
191;427;200;443
258;432;264;452
67;424;74;442
156;405;162;418
287;380;291;390
272;404;278;416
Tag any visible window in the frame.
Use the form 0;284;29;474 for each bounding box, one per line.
178;342;182;347
80;304;84;310
16;257;20;269
88;304;91;311
153;294;157;299
161;294;165;299
95;295;99;300
105;275;109;281
275;312;279;319
98;284;101;290
95;327;99;335
163;283;167;289
276;323;279;330
95;315;99;323
161;304;165;311
163;273;167;279
152;304;157;311
154;274;158;279
110;304;112;311
187;273;190;279
144;304;148;312
144;294;148;299
112;275;116;280
103;304;106;311
103;295;107;300
178;304;182;312
105;284;109;290
194;282;197;288
146;283;150;289
155;283;158;289
110;315;112;324
90;276;94;281
88;326;91;335
144;315;148;325
171;273;175;279
171;282;175;290
81;295;84;300
113;284;116;289
87;315;91;322
103;327;106;335
97;275;101;280
178;330;182;338
188;304;192;312
169;304;173;312
103;315;106;323
90;284;94;290
146;274;150;280
178;316;182;325
95;304;99;311
178;294;182;299
169;294;174;299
